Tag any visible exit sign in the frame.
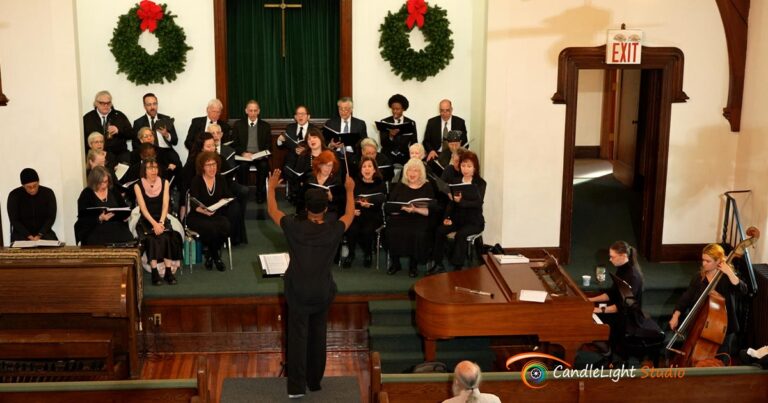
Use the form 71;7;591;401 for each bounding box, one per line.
606;29;643;64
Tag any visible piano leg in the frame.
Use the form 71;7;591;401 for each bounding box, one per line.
424;338;437;362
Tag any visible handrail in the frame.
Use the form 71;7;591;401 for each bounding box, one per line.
722;190;757;295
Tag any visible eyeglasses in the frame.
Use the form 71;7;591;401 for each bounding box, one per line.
96;100;112;106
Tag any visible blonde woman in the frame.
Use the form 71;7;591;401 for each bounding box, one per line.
384;158;435;277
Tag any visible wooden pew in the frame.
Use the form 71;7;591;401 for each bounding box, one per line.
369;351;768;403
0;355;209;403
0;247;142;380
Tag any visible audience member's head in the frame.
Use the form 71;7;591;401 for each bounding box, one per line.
451;361;482;400
20;168;40;196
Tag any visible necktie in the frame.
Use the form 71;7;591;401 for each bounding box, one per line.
150;116;156;130
250;122;255;127
443;121;448;137
297;126;304;141
101;116;107;133
343;120;349;133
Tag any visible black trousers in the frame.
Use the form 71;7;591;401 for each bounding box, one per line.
286;304;329;395
432;222;484;267
237;159;269;198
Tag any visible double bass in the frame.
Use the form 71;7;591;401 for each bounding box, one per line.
666;227;759;366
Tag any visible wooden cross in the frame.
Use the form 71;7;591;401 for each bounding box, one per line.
264;0;303;58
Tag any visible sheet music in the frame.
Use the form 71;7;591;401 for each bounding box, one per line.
11;239;62;248
260;253;290;276
114;163;130;180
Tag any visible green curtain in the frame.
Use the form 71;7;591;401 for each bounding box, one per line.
227;0;340;119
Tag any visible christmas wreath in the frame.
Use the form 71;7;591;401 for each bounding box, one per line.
109;1;192;85
379;0;454;82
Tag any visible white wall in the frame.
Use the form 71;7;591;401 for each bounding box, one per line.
0;0;83;245
75;0;217;165
734;0;768;262
484;0;737;247
352;0;477;146
575;70;604;146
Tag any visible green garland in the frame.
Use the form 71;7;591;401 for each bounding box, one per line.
109;3;192;85
378;3;454;82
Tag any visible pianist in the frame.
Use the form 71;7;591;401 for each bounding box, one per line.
588;241;644;356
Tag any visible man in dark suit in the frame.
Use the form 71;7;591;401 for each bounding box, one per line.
83;90;133;163
232;100;272;202
423;99;468;162
184;98;231;150
132;93;178;150
279;105;315;202
211;123;250;243
379;94;417;165
324;96;367;152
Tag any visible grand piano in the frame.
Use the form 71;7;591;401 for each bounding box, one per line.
415;253;609;364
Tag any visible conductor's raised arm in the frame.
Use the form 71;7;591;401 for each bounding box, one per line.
267;169;285;226
339;175;356;231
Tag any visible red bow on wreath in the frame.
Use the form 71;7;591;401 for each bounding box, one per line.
137;0;164;33
405;0;427;29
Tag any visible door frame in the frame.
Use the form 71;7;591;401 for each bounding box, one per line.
552;45;688;262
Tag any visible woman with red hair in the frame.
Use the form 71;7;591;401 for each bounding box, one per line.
305;149;344;220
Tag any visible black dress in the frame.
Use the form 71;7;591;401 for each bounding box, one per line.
187;174;233;254
432;176;486;267
74;187;134;245
346;177;387;257
136;179;182;263
385;182;435;263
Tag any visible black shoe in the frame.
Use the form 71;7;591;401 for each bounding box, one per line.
164;270;177;285
409;267;418;278
151;268;163;286
427;263;446;275
363;254;372;268
204;256;213;270
308;384;322;392
387;265;401;275
214;258;226;271
342;255;354;268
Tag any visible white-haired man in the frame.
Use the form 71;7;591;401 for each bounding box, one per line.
442;361;500;403
185;98;232;150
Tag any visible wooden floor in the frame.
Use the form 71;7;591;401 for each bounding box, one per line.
140;351;371;403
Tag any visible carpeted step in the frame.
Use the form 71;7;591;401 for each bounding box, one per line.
378;349;496;374
368;300;415;326
368;325;422;352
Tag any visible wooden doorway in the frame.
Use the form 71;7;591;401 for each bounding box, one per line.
553;45;688;263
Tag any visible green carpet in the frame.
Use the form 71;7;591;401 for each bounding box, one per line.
142;199;417;300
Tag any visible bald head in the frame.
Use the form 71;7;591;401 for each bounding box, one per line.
453;360;481;395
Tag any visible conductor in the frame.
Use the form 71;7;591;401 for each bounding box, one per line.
267;168;356;399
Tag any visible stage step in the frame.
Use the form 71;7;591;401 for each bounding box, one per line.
369;300;415;326
368;300;494;374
